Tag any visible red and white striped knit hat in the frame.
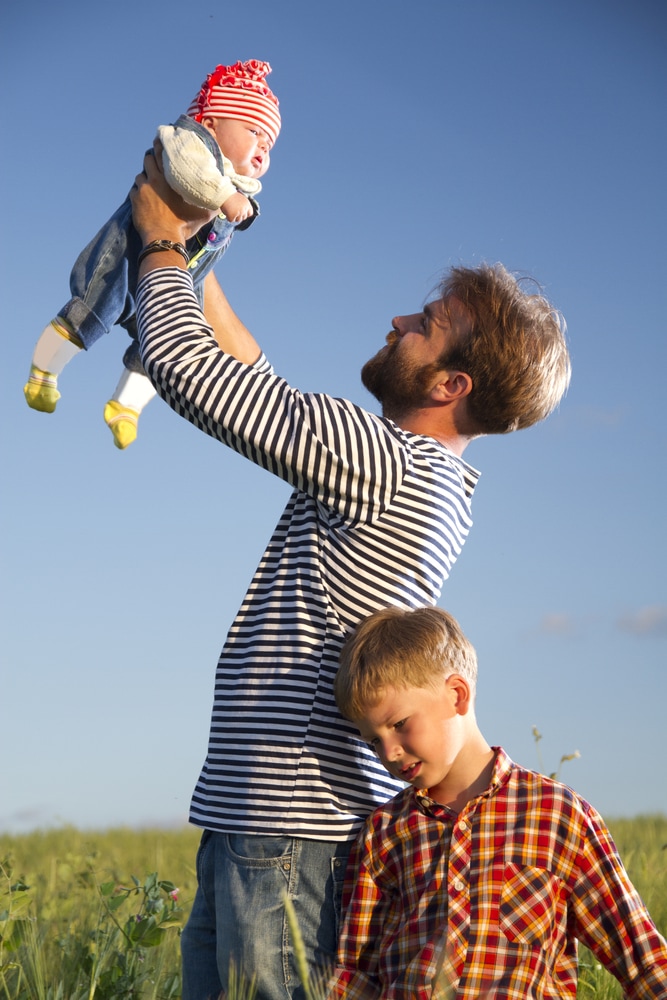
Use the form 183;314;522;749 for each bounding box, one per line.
187;60;281;146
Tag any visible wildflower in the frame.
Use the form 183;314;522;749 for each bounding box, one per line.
170;888;180;901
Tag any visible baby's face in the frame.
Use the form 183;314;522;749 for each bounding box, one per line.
203;117;272;179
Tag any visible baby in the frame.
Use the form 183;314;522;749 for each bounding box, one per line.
24;59;281;449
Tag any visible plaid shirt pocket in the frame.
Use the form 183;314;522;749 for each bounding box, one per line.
500;863;566;948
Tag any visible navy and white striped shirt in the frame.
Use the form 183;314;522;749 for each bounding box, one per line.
137;268;480;840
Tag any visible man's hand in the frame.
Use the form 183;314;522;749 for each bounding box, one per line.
130;141;219;247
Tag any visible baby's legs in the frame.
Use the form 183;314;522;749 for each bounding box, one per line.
25;317;156;449
24;318;83;412
103;367;157;450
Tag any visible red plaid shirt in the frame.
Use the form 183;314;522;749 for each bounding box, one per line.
329;748;667;999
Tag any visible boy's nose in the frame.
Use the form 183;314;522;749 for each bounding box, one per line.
381;738;401;762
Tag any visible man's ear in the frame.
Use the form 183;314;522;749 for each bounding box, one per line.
430;371;473;404
200;115;217;136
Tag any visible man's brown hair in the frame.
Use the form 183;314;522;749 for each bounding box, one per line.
438;263;571;434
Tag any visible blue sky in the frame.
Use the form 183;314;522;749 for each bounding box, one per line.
1;0;665;833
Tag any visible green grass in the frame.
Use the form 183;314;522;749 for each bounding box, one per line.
1;818;665;998
0;827;200;1000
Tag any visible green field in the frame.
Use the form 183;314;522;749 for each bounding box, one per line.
1;817;665;998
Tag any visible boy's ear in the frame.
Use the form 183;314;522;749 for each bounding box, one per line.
429;371;473;404
446;674;472;715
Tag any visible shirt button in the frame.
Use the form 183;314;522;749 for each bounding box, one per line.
457;820;468;832
453;878;465;892
283;862;291;871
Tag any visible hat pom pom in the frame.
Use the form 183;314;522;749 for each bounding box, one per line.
204;60;278;105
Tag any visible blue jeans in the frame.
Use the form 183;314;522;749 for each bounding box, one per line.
180;831;352;1000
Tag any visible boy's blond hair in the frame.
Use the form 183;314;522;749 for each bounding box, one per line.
437;263;571;434
335;606;478;721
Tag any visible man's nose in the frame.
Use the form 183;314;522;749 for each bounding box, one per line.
391;316;406;338
392;313;420;335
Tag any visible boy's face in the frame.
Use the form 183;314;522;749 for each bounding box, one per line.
356;680;466;799
202;117;272;179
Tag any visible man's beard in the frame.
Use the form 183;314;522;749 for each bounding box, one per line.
361;339;441;421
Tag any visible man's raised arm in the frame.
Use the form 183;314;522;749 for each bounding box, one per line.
202;272;262;365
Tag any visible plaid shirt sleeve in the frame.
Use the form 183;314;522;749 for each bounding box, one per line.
570;803;667;999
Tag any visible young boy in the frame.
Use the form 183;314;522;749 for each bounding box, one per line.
329;606;667;999
23;59;280;449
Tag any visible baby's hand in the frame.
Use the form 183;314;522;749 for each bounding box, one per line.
221;191;254;223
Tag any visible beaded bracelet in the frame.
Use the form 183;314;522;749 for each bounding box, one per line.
138;239;190;266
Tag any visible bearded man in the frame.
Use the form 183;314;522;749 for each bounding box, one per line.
129;149;571;1000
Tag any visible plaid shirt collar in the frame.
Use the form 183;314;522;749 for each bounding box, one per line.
414;746;514;818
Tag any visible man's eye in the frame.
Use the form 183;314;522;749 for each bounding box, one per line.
394;718;407;730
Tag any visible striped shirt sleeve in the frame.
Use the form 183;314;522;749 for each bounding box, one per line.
136;267;408;523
